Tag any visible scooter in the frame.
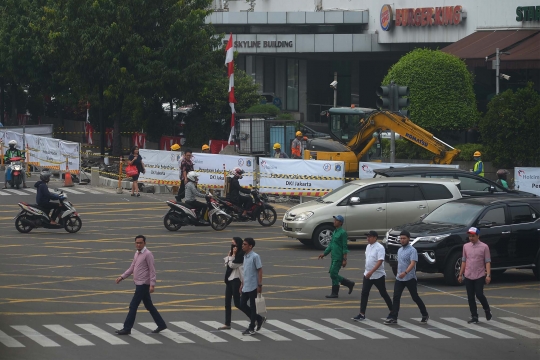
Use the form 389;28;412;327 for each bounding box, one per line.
6;156;23;189
14;190;82;233
163;193;231;231
216;188;277;227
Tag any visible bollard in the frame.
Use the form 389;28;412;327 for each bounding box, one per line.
91;167;99;187
116;156;123;194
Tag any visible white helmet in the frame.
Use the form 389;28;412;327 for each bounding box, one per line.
187;171;199;182
8;140;17;146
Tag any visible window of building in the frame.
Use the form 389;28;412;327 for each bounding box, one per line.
286;59;299;111
263;57;275;94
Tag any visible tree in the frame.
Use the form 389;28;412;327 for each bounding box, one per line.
382;48;479;133
478;83;540;167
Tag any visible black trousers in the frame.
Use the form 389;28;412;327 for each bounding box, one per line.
239;289;262;330
360;276;393;314
464;277;490;317
389;278;428;319
239;195;253;211
123;284;166;331
39;202;62;221
225;278;250;326
186;200;207;219
176;180;186;201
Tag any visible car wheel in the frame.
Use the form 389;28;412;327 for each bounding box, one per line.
533;256;540;280
298;239;311;246
444;251;463;286
312;224;334;250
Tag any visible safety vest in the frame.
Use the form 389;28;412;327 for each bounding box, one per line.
474;161;484;177
291;138;302;158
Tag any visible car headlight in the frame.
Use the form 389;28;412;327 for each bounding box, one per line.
415;234;450;243
293;211;314;221
382;230;390;244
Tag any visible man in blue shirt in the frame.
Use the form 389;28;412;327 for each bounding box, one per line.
384;230;429;325
239;237;266;336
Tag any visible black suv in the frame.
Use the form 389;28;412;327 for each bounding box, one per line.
373;167;535;197
383;196;540;285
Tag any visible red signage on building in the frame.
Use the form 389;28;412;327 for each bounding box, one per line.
395;5;463;27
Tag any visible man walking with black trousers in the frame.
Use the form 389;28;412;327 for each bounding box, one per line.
114;235;167;335
352;231;393;321
458;227;492;324
239;237;266;336
384;230;429;325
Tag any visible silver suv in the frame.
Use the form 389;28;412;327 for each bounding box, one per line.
282;178;462;249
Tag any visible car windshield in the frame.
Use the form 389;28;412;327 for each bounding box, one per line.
318;183;357;203
423;202;483;226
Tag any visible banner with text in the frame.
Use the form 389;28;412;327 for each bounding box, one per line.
0;130;25;156
514;167;540;196
359;162;459;179
259;158;345;195
139;149;183;184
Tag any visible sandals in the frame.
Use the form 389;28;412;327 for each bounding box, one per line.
217;325;231;330
131;193;135;196
136;193;141;197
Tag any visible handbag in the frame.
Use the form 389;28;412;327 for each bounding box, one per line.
125;165;139;177
255;293;267;315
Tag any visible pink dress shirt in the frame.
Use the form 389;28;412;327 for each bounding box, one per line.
122;247;157;286
462;241;491;280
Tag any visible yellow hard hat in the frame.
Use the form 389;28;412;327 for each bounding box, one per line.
202;144;210;151
273;143;281;150
171;144;181;151
296;131;302;137
473;151;482;157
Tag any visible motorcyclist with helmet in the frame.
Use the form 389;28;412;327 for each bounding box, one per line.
229;167;252;218
496;169;509;189
34;170;63;225
3;140;27;188
184;171;209;223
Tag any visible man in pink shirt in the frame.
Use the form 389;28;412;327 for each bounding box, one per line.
458;227;492;324
114;235;167;335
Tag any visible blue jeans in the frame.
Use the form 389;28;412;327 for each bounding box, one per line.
123;284;166;331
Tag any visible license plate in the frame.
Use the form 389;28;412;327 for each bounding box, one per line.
389;254;398;261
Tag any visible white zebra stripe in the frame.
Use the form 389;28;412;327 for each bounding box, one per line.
441;318;513;339
200;321;259;341
75;324;128;345
138;323;194;343
322;318;387;339
292;319;354;340
266;320;323;340
11;326;60;347
169;322;227;343
232;320;291;341
0;329;25;347
412;319;481;339
43;325;94;346
106;323;162;344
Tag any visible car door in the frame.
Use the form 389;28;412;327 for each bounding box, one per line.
385;183;428;229
341;184;387;237
508;204;540;266
418;183;457;212
475;206;511;267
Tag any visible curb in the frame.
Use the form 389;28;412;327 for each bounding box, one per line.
82;171;172;194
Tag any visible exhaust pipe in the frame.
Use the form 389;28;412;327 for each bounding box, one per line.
20;218;35;227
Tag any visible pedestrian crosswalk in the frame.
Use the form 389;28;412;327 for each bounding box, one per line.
2;316;540;348
0;186;116;196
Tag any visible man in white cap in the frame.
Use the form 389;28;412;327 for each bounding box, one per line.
458;227;492;324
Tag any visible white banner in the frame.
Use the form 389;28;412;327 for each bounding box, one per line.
25;133;63;170
515;167;540;196
138;149;183;184
359;162;459;179
59;141;81;173
0;130;25;156
259;158;344;195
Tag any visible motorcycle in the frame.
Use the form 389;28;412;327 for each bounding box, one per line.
6;156;23;189
163;193;231;231
14;190;82;233
216;188;277;227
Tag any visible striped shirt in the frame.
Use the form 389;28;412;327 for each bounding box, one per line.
121;247;157;286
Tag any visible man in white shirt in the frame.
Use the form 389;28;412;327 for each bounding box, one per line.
352;231;393;321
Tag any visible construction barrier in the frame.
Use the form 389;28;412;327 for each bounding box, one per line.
358;161;459;179
514;167;540;196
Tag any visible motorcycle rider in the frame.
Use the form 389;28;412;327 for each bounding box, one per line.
184;171;208;224
229;167;252;219
34;170;63;225
496;169;509;189
3;140;27;188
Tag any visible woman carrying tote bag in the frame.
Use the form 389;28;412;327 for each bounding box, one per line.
127;146;145;197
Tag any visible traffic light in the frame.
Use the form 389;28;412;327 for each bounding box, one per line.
376;85;393;110
394;85;409;114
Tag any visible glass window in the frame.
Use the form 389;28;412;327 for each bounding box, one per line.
319;183;356;203
456;176;492;192
419;184;454;200
480;207;506;225
347;186;386;205
423;203;483;226
286;59;298;111
510;205;534;224
387;185;424;203
263;58;275;93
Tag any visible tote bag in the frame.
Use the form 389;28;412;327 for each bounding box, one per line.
255;293;267;315
125;165;139;177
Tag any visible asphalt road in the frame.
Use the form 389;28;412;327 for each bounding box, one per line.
1;183;539;360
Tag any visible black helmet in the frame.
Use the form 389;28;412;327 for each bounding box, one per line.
40;169;52;182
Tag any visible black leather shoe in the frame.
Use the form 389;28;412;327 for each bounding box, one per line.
152;326;167;334
115;329;131;335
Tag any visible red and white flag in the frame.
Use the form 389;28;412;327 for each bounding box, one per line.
225;33;236;144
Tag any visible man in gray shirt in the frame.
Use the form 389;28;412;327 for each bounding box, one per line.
239;237;266;335
384;230;429;325
184;171;208;223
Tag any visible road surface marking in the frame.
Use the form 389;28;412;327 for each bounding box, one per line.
487;320;540;339
80;188;105;194
292;319;354;340
266;320;323;340
500;317;540;331
106;323;161;344
0;191;9;195
138;322;194;343
0;329;25;347
412;319;481;339
442;318;513;339
24;188;37;193
388;319;448;339
201;321;259;341
359;319;418;339
4;189;29;195
233;321;291;341
75;324;128;345
169;321;227;343
11;325;60;347
322;318;387;339
43;325;94;346
530;317;540;321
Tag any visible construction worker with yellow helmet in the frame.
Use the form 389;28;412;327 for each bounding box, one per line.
291;131;303;159
202;144;210;153
273;143;289;159
171;143;181;151
472;151;484;177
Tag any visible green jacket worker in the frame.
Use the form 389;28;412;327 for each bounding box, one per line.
318;215;355;298
472;151;484;177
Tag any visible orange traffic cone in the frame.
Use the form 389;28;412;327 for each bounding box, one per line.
64;163;74;187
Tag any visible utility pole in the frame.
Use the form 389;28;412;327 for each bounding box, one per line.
496;48;500;95
333;72;337;108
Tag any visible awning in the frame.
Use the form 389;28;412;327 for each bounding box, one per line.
499;32;540;69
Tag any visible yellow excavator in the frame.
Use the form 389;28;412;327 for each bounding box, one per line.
303;107;461;176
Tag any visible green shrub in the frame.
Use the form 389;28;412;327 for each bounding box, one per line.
244;103;280;116
276;112;294;120
452;143;486;162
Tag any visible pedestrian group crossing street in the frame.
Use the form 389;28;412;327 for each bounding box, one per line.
2;316;540;348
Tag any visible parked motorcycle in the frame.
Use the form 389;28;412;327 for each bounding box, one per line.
163;194;231;231
216;188;277;227
14;190;82;233
6;156;23;189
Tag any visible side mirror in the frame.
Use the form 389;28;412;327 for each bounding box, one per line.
489;185;495;194
349;197;361;205
477;219;493;228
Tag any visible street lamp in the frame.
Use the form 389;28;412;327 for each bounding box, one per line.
330;72;337;108
495;48;511;95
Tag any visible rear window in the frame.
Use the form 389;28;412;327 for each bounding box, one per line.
510;205;537;224
387;185;424;203
419;183;454;200
480;207;506;226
